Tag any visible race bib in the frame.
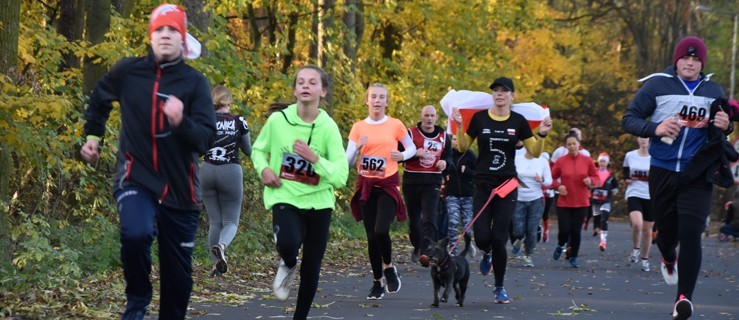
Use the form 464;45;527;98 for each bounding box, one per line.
358;155;387;177
420;140;443;168
280;153;320;186
592;189;609;201
676;104;709;128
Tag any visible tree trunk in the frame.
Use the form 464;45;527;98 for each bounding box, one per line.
0;148;11;270
309;1;321;62
58;0;86;70
82;0;111;95
247;3;262;50
182;0;212;58
281;12;299;74
0;0;21;75
113;0;136;18
342;0;364;74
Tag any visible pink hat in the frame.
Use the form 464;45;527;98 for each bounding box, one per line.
673;36;707;69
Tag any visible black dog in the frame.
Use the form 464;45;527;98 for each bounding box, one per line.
426;234;471;307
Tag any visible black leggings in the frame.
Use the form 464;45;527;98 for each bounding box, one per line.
361;188;398;280
542;195;555;221
272;204;332;320
556;207;588;257
472;183;516;287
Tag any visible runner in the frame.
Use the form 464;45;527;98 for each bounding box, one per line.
252;65;349;320
202;85;252;277
403;105;452;265
511;148;552;267
622;137;653;271
445;135;477;256
540;152;554;243
551;132;599;268
347;83;417;300
591;152;619;252
451;76;552;304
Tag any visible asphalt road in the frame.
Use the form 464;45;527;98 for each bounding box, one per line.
187;221;739;319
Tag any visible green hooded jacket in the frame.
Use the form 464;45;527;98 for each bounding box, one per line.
252;104;348;210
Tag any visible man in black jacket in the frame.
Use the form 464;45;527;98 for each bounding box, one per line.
80;4;215;319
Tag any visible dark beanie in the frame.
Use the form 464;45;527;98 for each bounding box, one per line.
673;36;707;68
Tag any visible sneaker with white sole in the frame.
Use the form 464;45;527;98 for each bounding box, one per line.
211;244;228;274
366;280;385;300
273;259;297;301
494;286;510;304
522;256;534;267
660;258;678;285
641;259;650;272
511;239;523;257
672;295;693;319
629;249;640;263
480;253;493;275
553;245;565;261
383;266;401;293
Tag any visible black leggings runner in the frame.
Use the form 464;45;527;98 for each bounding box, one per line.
272;204;332;320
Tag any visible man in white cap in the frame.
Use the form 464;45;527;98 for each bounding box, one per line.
80;4;214;319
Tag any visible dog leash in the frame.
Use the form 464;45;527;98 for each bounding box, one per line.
449;177;519;254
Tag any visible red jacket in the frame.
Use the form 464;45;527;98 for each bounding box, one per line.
551;153;599;208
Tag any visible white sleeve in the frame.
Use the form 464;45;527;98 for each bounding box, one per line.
345;140;358;166
400;135;417;161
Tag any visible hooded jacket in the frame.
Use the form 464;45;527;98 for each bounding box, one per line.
84;51;216;211
252;104;349;211
622;66;725;172
444;149;477;197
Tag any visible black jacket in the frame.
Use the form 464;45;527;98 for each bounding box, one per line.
679;98;737;188
84;51;216;210
444;149;477;197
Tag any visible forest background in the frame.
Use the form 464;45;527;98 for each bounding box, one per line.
1;0;739;318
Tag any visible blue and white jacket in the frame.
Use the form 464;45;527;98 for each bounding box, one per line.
622;66;725;172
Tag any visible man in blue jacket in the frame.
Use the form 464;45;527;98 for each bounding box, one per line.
622;36;731;320
80;4;215;319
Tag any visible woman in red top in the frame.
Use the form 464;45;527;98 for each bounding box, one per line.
551;132;599;268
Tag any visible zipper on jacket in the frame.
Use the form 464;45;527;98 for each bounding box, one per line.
151;63;162;172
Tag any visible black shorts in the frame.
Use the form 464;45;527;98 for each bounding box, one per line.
627;197;654;222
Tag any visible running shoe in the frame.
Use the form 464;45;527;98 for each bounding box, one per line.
553;245;565;261
641;259;650;272
660;258;678;285
273;259;297;301
598;241;606;252
494;286;510;304
672;295;693;319
468;242;478;259
542;230;549;243
211;244;228;274
511;239;523;257
383;266;401;293
718;232;730;242
537;224;543;242
569;257;580;268
523;256;534;267
564;247;573;260
629;249;640;263
480;253;493;276
366;280;385;300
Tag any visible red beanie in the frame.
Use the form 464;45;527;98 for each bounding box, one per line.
149;4;187;42
673;36;707;69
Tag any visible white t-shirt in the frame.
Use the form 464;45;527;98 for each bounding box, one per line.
623;149;650;200
550;146;590;164
515;151;552;202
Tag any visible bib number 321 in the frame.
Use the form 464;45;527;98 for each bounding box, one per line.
280;153;320;186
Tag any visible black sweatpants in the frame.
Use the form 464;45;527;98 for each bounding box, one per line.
649;166;712;301
403;182;440;255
